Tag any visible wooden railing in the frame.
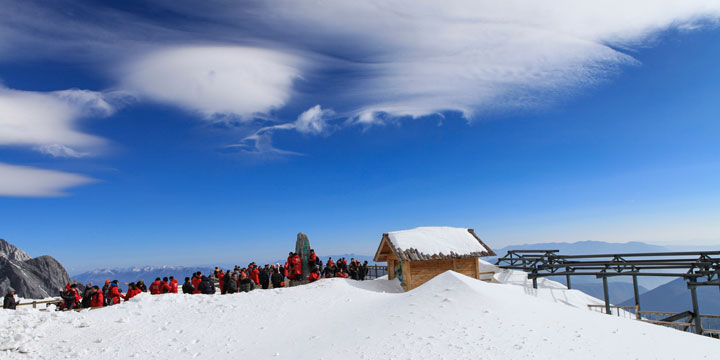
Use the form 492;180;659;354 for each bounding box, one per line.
1;298;62;309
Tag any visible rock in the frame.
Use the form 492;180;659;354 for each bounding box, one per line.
0;239;75;299
295;232;311;280
0;238;32;262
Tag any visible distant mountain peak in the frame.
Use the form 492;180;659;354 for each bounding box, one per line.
0;238;73;298
0;238;32;262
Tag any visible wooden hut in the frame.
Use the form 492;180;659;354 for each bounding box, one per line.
373;226;495;291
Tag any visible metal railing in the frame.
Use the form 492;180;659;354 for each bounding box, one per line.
587;305;720;337
364;265;388;279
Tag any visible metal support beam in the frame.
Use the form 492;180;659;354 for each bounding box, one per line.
566;274;572;289
690;286;703;335
532;277;537;289
602;276;611;315
632;275;641;312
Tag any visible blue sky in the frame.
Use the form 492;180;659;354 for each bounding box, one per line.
1;1;719;272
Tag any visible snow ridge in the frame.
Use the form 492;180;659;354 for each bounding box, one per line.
1;270;718;359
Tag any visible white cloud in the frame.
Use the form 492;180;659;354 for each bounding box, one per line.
1;0;719;147
295;105;333;135
0;86;115;157
120;46;302;119
231;105;334;153
255;0;720;122
0;162;95;197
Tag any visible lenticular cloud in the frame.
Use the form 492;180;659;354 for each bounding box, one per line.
108;0;720;123
250;0;720;121
0;162;95;197
121;46;303;119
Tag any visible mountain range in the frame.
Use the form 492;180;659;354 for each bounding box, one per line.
72;265;216;287
619;278;720;315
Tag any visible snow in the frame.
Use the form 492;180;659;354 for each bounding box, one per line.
1;271;718;359
387;226;489;256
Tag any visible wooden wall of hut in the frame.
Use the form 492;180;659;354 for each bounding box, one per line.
402;258;479;291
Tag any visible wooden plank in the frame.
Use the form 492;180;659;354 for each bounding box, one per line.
402;261;412;290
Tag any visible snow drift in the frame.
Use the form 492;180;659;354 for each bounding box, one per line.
1;270;718;359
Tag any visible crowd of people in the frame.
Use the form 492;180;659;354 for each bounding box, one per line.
2;249;375;311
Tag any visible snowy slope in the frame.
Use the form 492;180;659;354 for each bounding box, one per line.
1;271;718;359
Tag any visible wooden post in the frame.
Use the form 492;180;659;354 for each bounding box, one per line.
532;277;537;289
403;261;412;290
602;276;612;315
32;301;37;309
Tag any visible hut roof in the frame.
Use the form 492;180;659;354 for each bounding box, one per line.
374;226;495;262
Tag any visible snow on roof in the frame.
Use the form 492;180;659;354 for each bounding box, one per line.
386;226;491;259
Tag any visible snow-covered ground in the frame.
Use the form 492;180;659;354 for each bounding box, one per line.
1;270;718;359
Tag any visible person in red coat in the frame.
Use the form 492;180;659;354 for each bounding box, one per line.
327;257;334;268
291;253;303;280
217;271;225;293
108;281;122;305
161;277;171;294
71;285;82;306
250;267;260;285
192;272;202;294
89;286;104;307
149;278;162;295
169;276;178;293
123;283;140;301
335;268;348;278
307;269;320;283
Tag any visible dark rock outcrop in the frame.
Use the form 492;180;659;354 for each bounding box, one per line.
0;239;73;299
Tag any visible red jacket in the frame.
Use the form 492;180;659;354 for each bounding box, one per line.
169;279;178;293
161;281;170;294
191;276;201;294
307;272;319;283
309;253;317;263
108;286;122;304
149;280;162;295
90;292;104;307
250;268;260;284
327;259;334;267
123;288;140;301
292;255;302;275
335;271;348;278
